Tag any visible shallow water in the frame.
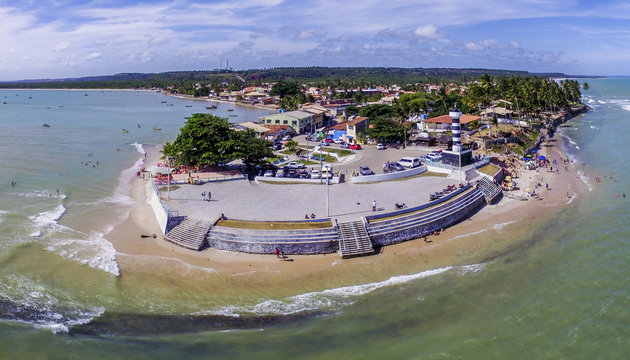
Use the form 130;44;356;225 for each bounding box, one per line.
2;81;630;358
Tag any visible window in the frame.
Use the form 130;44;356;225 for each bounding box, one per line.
292;121;297;126
283;120;288;125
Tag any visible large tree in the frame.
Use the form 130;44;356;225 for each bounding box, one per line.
162;113;272;168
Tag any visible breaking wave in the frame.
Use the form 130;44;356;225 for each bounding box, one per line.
206;264;484;317
45;231;120;276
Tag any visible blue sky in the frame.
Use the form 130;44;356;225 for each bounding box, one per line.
0;0;629;80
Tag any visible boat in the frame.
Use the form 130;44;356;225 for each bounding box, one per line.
227;109;234;112
84;94;89;96
167;104;173;106
185;105;193;107
228;114;238;117
161;101;167;103
136;124;141;128
42;123;50;127
153;126;162;131
121;129;129;133
205;105;217;109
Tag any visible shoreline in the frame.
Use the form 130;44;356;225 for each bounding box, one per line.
104;132;589;296
166;93;277;112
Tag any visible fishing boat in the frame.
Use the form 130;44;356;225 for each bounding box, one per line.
228;114;238;117
42;123;51;128
136;124;141;128
161;101;167;103
205;105;217;109
153;126;162;131
185;105;193;107
227;109;234;112
121;129;129;133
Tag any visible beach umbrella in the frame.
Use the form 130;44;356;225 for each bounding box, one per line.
532;149;538;153
538;155;546;160
526;154;532;158
525;187;531;192
505;176;512;181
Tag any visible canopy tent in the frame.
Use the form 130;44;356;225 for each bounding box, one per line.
147;165;174;176
538;155;546;160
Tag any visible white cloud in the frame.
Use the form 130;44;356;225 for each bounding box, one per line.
510;41;521;49
295;29;325;40
85;52;101;60
466;39;499;51
414;24;442;39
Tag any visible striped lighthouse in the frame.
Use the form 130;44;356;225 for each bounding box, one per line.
449;107;463;153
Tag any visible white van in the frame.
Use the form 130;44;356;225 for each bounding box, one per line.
399;157;420;168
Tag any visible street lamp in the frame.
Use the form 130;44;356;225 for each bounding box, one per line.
166;156;173;200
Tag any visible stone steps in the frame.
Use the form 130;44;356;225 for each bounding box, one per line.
164;218;211;250
338;220;374;258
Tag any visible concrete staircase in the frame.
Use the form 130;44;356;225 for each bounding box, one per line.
164;218;211;250
337;220;374;258
476;177;503;204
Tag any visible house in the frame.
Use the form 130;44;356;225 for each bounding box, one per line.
235;122;270;138
259;110;315;134
421;114;480;132
300;104;327;129
345;116;369;143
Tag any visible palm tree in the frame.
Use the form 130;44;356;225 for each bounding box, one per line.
582;82;589;91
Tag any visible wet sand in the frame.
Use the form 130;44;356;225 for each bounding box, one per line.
105;138;589;298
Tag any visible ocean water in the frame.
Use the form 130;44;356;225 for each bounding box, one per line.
1;81;630;359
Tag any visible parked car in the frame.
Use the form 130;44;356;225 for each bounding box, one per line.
287;161;305;169
310;169;321;179
350;144;361;150
282;135;292;141
263;170;274;177
299;170;310;178
324;138;334;143
319;141;330;147
390;162;405;171
376;143;385;150
321;170;333;179
340;143;350;149
333;138;343;144
272;143;282;151
359;166;374;175
426;153;442;162
399;157;420;168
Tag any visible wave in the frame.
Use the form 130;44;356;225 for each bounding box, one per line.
28;204;66;237
132;142;145;155
448;228;488;241
205;264;484;317
14;190;66;200
0;210;8;224
493;220;518;230
0;275;104;333
590;125;599;130
45;231;120;276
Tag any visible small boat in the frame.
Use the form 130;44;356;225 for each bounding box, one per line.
2;102;6;104
167;104;173;106
153;126;162;131
227;109;234;112
205;105;217;109
228;114;238;117
161;101;167;103
185;105;193;107
121;129;129;133
84;94;89;96
136;124;141;128
42;123;51;127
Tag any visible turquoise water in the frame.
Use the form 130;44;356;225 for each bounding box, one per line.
1;82;630;359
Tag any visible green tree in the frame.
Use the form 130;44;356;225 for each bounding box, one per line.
234;129;273;169
270;80;302;98
365;117;405;142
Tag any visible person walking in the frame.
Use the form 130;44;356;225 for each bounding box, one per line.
372;199;377;212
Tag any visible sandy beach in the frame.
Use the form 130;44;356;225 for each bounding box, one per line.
105;137;589;298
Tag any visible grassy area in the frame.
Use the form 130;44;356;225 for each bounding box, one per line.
322;148;352;157
217;219;332;229
477;163;501;176
281;149;295;155
266;157;284;164
299;160;319;165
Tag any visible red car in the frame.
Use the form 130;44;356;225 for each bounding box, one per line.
324;138;334;143
350;144;361;150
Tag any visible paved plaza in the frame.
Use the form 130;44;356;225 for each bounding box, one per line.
161;138;459;223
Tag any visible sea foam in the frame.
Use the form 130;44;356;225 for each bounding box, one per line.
45;231;120;276
205;264;484;317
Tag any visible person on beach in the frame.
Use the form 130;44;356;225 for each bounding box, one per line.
546;183;549;190
372;200;377;212
275;248;280;258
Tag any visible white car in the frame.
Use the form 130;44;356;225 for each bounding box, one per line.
310;169;321;179
426;153;442;162
376;143;385;150
287;161;305;169
263;170;274;177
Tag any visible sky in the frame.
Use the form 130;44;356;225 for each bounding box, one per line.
0;0;629;81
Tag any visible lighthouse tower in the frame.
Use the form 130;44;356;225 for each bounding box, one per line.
441;106;473;168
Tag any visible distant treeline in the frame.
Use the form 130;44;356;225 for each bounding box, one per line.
0;67;571;90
